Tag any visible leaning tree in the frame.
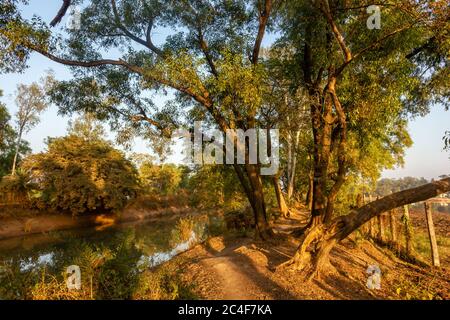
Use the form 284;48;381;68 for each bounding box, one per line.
273;0;450;276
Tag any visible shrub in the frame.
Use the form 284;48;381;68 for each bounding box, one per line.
0;169;33;206
133;264;198;300
169;215;209;247
224;208;254;232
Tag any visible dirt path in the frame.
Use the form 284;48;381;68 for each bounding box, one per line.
201;255;262;299
190;238;297;300
191;211;312;300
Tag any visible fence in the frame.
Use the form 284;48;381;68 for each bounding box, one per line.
362;195;446;267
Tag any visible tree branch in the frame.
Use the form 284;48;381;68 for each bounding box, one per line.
318;0;352;63
145;19;163;56
50;0;72;27
251;0;273;64
110;0;162;56
335;23;414;75
197;25;218;77
324;77;347;223
336;177;450;240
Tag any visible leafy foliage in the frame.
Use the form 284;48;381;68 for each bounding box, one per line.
186;165;247;209
21;135;139;215
138;162;185;196
0;90;30;177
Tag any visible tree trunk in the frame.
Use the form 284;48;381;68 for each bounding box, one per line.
377;214;385;243
280;178;450;278
424;202;440;267
306;171;314;210
245;164;273;239
232;163;272;239
273;176;290;218
287;131;299;200
11;131;23;176
286;128;293;197
369;218;375;238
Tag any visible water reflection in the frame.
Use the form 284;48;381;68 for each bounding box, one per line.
0;215;208;274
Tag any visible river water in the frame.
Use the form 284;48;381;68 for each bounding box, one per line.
0;215;209;275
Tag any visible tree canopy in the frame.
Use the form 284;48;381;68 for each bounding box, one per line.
21;134;139;215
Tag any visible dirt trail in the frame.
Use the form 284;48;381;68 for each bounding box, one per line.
197;210;311;300
201;255;262;299
185;211;305;300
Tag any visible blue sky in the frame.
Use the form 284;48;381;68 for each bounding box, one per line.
0;0;449;179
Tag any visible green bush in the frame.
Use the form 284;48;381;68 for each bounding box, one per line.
187;165;247;209
21;135;139;215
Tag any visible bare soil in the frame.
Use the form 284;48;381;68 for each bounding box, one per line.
178;235;449;300
176;209;450;300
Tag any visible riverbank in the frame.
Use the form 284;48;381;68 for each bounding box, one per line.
0;204;192;241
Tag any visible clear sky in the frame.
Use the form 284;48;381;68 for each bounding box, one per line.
1;0;449;179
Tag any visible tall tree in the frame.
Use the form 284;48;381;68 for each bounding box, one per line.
0;89;31;177
67;112;107;142
1;0;449;273
0;0;284;238
10;82;48;175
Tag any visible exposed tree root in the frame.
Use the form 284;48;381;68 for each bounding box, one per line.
277;219;344;280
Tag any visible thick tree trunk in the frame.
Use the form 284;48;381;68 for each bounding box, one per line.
280;178;450;278
424;202;440;267
230;129;273;239
231;163;272;239
245;164;273;239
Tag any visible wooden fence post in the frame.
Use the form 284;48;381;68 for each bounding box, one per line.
424;202;440;267
389;209;397;243
369;219;375;238
377;214;386;243
402;205;414;255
